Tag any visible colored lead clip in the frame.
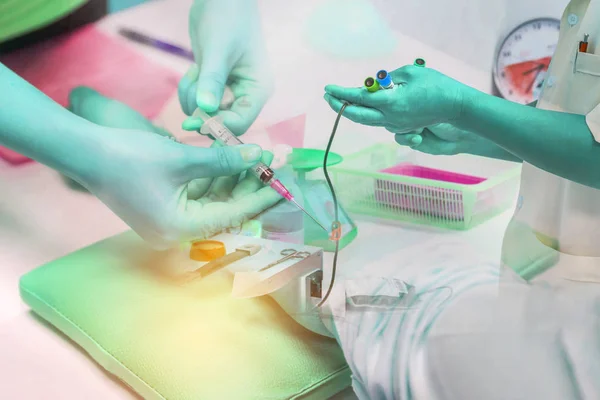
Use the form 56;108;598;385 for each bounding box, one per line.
414;58;426;67
376;70;394;89
364;76;380;92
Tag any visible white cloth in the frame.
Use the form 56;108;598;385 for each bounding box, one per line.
322;242;600;399
502;0;600;283
321;241;498;399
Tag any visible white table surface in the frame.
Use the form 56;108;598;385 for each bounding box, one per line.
0;0;518;398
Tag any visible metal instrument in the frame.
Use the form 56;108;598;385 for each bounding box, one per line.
258;248;311;272
184;244;262;282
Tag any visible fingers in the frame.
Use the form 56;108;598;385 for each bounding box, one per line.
200;149;274;204
176;201;224;242
323;93;384;126
187;178;214;200
180;185;281;241
186;141;222;199
181;86;237;127
393;132;424;148
180;144;263;181
151;126;176;139
183;81;269;136
182;107;210;132
223;186;282;228
388;65;418;82
203;140;242;200
232;150;275;199
321;66;415;114
394;130;456;155
70;86;171;136
235;185;281;215
324;85;390;107
196;50;230;113
205;173;242;201
178;65;200;116
217;86;268;135
68;86;100;111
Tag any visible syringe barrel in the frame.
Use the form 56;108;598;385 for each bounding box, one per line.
202;118;245;146
202;117;275;184
251;162;275;185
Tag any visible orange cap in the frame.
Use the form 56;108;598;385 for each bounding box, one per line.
189;240;226;261
329;221;342;242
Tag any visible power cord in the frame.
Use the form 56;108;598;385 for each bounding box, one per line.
317;102;350;308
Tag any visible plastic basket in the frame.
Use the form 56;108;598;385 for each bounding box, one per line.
329;143;521;230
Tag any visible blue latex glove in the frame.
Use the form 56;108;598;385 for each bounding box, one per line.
324;65;467;134
327;64;600;189
391;101;538;158
392;123;475;155
0;64;280;250
324;66;521;162
394;123;521;162
178;0;271;136
395;124;522;162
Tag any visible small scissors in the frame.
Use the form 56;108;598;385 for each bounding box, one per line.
259;248;311;272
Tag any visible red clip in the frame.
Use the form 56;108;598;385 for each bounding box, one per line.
329;221;342;241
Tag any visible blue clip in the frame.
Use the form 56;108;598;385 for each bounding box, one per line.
376;70;394;89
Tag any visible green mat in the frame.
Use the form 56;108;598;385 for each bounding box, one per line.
0;0;87;43
20;231;350;399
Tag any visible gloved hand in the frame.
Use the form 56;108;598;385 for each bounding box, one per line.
179;0;272;136
393;123;522;162
69;86;172;138
323;65;468;134
67;86;280;250
392;123;480;155
83;128;280;250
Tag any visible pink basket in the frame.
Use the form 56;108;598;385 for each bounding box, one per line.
375;163;486;219
381;163;486;184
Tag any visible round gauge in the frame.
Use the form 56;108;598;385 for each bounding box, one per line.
493;18;561;104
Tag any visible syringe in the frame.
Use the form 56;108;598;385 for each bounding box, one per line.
194;109;328;233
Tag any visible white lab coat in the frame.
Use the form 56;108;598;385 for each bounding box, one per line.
502;0;600;284
324;1;600;398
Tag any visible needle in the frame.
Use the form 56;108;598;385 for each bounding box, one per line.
290;199;329;232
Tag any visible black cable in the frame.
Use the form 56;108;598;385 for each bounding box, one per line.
317;102;349;308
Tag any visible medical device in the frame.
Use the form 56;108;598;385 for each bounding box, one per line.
196;233;333;337
193;109;327;233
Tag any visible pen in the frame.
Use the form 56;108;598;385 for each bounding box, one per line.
118;28;195;61
579;33;589;53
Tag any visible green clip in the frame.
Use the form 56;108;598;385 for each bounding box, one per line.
364;76;380;92
414;58;426;67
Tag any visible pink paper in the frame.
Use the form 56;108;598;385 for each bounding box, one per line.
0;25;181;164
264;114;306;148
188;113;307;150
0;147;30;165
